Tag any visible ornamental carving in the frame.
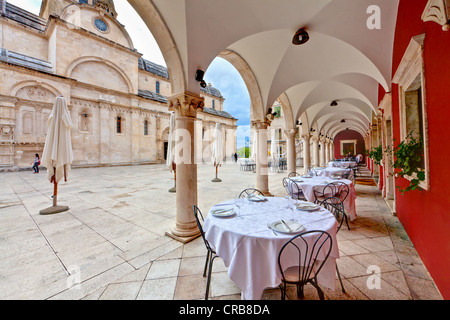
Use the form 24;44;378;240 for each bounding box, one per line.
168;92;204;118
422;0;450;31
251;119;270;130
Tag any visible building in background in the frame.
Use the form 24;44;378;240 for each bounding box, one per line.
0;0;237;169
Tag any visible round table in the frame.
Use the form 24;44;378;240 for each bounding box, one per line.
318;167;354;179
203;197;339;300
328;161;357;168
289;176;357;220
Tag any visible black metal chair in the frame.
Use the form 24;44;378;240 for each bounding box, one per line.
238;188;264;199
278;230;333;300
283;178;307;201
313;182;339;204
319;197;347;293
193;205;219;300
288;172;301;178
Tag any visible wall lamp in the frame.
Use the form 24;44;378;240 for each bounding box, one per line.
195;69;207;88
330;100;338;107
292;28;309;45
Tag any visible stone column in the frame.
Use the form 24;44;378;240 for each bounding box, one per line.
165;92;204;243
285;129;297;174
252;120;271;196
302;134;311;174
312;136;319;167
99;102;110;164
324;139;330;164
319;137;326;167
0;97;17;167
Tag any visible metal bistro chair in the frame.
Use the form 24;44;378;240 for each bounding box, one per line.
238;188;264;199
193;205;219;300
313;181;339;204
278;230;333;300
283;178;307;201
319;197;347;293
341;168;355;185
288;172;301;178
329;182;350;230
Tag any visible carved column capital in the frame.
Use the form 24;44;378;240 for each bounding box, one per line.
301;134;311;141
284;129;297;139
251;119;270;130
168;92;204;118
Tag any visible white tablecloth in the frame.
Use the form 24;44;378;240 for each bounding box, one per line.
318;167;354;179
328;161;357;168
290;176;357;221
203;197;339;300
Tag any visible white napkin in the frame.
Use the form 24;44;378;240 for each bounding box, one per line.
295;201;318;209
279;220;303;232
212;207;234;216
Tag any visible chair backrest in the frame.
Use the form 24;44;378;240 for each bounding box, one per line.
192;205;214;253
278;230;333;284
341;168;352;179
238;188;264;199
288;172;300;178
313;181;338;201
319;197;345;232
331;181;350;202
283;178;303;200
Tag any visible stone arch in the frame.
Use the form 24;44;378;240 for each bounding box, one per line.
66;56;134;93
217;49;265;122
126;0;186;94
12;81;63;102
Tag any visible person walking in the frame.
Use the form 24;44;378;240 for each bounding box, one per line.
30;153;40;174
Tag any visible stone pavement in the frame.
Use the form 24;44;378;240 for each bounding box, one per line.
0;163;443;300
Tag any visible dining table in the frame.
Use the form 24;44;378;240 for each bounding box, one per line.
203;196;340;300
289;175;357;221
317;166;354;179
328;161;357;168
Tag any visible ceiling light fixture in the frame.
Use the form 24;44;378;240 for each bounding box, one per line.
341;119;346;123
195;69;207;88
330;100;338;107
292;28;309;45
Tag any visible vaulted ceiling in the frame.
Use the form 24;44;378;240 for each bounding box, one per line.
129;0;400;138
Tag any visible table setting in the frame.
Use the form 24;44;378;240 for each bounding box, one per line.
203;196;340;300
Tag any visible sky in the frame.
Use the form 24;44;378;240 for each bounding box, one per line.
8;0;251;149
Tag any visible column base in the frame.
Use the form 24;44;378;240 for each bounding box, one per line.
211;178;222;182
165;230;200;244
40;205;69;215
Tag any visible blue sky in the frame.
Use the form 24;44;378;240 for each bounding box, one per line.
9;0;251;149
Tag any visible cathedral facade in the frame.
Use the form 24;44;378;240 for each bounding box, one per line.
0;0;237;169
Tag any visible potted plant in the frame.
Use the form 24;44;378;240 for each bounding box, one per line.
367;145;383;166
385;132;425;194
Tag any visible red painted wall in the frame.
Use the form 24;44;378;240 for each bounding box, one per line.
333;130;365;161
390;0;450;298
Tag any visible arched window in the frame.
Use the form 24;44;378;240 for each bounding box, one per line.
144;120;149;136
116;116;122;134
156;81;160;94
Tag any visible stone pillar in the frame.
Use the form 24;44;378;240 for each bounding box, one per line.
324;140;330;164
99;102;110;164
130;108;140;164
285;129;297;174
302;134;311;174
252;120;271;196
0;97;17;167
312;136;319;167
319;137;326;167
165;92;204;243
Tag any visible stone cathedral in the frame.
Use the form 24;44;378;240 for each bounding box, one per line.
0;0;237;170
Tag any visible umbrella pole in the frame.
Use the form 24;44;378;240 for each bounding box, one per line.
212;163;222;182
39;169;69;215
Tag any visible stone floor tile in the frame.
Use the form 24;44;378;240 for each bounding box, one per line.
137;277;177;300
99;281;143;300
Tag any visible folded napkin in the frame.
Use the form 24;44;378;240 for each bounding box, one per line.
279;220;303;232
248;194;265;200
295;202;319;210
211;207;234;216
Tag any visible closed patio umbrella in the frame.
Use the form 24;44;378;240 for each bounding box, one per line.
166;111;176;192
211;123;223;182
270;131;278;172
39;96;73;215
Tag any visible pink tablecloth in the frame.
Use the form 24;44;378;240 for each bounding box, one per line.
203;197;339;300
290;176;357;221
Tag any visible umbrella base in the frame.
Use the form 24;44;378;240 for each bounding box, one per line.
211;177;222;182
39;205;69;215
168;186;176;193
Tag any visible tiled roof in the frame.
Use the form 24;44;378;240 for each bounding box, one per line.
138;58;170;79
137;89;168;103
0;48;53;74
2;2;47;32
202;107;235;119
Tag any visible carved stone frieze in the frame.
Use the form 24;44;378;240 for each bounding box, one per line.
168;92;204;118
